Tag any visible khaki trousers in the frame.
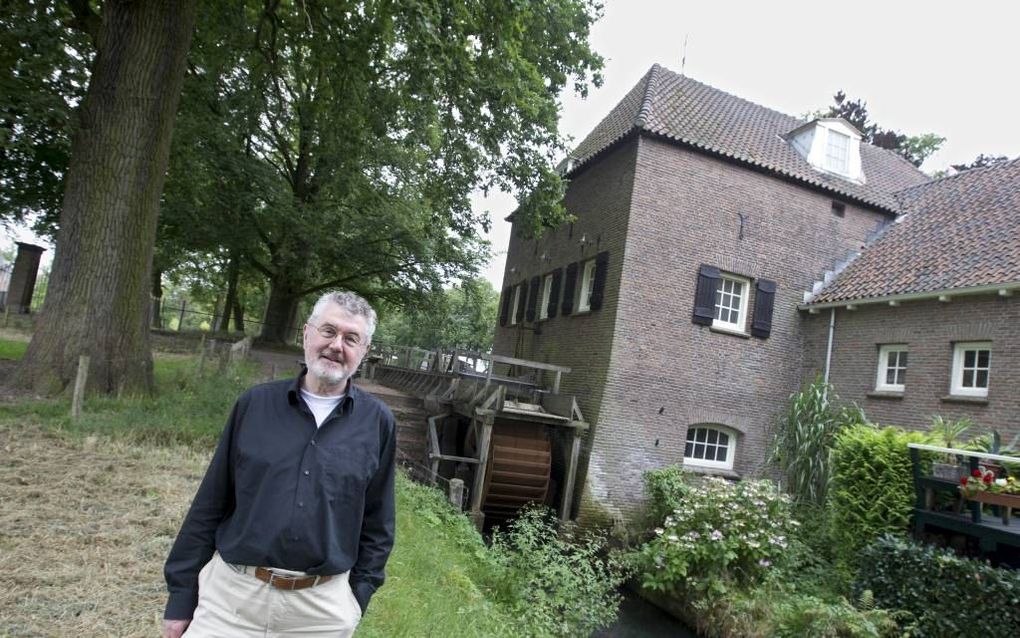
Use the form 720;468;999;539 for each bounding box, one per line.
183;553;362;637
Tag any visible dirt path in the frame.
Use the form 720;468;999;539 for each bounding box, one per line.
0;423;210;637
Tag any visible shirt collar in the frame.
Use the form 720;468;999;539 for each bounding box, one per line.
287;367;358;411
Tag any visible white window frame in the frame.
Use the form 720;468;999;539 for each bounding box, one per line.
577;259;597;313
538;273;553;320
683;425;735;471
825;129;851;174
951;341;991;398
509;285;521;326
712;273;750;333
875;344;908;392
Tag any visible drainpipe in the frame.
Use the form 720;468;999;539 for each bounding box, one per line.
823;307;836;386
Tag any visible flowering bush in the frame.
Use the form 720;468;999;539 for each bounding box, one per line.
633;476;798;596
958;467;1020;497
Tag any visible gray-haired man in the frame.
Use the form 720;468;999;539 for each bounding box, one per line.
163;291;396;637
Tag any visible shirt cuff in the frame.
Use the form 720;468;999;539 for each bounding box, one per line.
349;578;376;614
164;590;199;621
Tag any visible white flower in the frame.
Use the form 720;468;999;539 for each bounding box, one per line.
995;478;1008;487
654;527;664;536
710;530;724;541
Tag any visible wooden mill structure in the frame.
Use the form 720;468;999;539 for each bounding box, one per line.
364;345;588;528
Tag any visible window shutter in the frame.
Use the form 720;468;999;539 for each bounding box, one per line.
750;279;777;338
692;265;720;325
590;251;610;311
548;268;562;319
515;282;527;323
499;286;511;326
561;262;578;316
525;276;540;322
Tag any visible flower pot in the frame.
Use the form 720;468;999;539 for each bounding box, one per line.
932;462;966;481
963;490;1020;525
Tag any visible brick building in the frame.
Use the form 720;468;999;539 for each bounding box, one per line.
492;64;1014;525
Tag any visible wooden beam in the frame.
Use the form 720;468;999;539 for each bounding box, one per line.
559;431;583;521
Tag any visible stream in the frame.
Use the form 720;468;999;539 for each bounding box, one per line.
592;589;696;637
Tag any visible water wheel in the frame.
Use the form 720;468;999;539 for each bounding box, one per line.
477;422;552;524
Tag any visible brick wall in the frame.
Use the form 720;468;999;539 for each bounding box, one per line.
802;295;1019;442
495;133;899;525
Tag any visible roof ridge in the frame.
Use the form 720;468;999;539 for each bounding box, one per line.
634;64;660;128
894;154;1020;197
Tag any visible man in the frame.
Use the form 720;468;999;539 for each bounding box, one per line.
163;291;396;637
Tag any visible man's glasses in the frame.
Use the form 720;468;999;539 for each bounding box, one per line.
310;323;365;348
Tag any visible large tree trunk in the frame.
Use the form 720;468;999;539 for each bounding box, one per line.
216;252;240;332
232;298;245;332
18;0;197;395
258;277;302;345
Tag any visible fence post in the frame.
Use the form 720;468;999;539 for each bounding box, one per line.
71;355;90;420
196;335;207;376
448;478;465;510
177;299;187;331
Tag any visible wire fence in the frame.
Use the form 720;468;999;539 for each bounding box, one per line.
153;296;302;345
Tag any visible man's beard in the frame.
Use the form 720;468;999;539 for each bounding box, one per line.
308;353;350;386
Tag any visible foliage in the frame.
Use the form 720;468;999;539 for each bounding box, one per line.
374;277;499;351
633;475;797;596
827;424;928;564
951;153;1012;172
0;1;91;233
928;414;972;449
959;468;1019;496
763;591;903;638
855;535;1020;638
768;378;865;506
824;90;944;167
488;506;628;637
642;464;694;527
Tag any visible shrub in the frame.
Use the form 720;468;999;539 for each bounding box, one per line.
642;464;693;526
855;535;1020;638
769;379;865;506
633;475;797;596
827;424;928;563
487;506;629;637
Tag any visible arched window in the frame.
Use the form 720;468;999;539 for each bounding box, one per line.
683;425;736;470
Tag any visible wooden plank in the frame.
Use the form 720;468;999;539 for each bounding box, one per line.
486;353;572;373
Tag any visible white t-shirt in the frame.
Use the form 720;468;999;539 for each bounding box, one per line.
300;388;345;427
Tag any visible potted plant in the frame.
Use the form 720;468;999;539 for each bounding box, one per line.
928;416;972;480
959;468;1020;525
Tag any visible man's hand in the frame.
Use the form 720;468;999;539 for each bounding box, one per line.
163;619;190;638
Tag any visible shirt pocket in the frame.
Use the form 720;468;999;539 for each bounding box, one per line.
319;445;376;498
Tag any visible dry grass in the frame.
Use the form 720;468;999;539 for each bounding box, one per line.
0;421;210;637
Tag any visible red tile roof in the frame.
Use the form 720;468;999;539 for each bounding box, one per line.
569;65;929;211
806;158;1020;304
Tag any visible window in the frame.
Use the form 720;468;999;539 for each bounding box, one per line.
684;426;735;470
713;274;750;332
875;345;908;392
509;285;521;325
577;259;597;312
951;342;991;397
538;273;553;320
825;130;850;174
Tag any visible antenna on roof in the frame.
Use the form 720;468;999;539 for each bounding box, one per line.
681;34;689;75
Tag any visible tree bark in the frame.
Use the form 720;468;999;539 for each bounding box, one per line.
216;252;240;332
232;297;245;332
258;276;302;345
151;268;163;330
17;0;197;395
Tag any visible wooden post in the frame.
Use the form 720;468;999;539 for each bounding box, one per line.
553;370;562;394
71;355;90;420
448;478;465;510
469;416;494;528
197;339;208;376
559;429;583;521
267;363;277;382
2;303;9;328
177;299;187;331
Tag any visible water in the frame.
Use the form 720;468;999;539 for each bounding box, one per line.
592;590;696;638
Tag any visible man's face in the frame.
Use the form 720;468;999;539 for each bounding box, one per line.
302;304;370;389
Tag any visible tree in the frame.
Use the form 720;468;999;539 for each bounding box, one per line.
824;91;945;168
951;153;1011;172
374;277;499;352
16;0;197;394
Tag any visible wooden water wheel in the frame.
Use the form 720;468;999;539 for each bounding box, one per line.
478;422;552;523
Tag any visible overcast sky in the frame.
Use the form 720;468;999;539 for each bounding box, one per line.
478;0;1020;289
6;1;1018;293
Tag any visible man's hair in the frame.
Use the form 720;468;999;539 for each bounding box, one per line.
308;291;377;340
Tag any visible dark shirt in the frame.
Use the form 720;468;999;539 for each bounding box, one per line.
163;371;396;620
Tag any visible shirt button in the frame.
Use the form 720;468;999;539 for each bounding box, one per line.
310;440;317;446
292;535;299;541
298;501;304;507
303;470;310;476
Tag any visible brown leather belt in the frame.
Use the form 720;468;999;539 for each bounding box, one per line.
254;566;333;591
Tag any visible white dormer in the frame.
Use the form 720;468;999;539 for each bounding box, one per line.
785;118;866;183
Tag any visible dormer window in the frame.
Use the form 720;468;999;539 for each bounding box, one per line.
825;130;851;174
785;118;865;183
